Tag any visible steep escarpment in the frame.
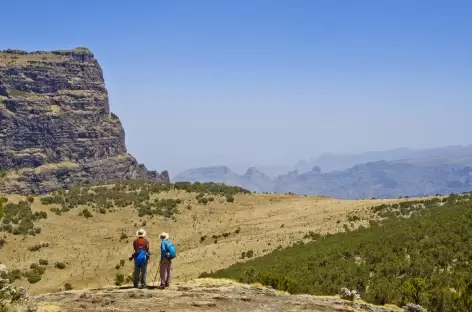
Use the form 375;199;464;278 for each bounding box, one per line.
0;48;168;194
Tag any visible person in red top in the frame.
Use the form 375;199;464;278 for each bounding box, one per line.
129;229;150;288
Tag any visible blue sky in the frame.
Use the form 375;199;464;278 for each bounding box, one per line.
1;0;471;175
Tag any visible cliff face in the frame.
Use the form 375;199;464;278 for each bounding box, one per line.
0;48;169;194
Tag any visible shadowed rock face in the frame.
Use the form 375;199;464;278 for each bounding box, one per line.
0;48;169;194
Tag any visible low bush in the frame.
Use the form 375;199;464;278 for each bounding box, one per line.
24;263;46;284
55;262;66;270
64;283;73;291
225;195;234;203
115;273;124;286
81;208;92;218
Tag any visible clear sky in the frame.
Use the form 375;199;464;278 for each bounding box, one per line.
1;0;471;175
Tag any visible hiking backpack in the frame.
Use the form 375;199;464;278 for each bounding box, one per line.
135;238;148;266
135;249;147;266
167;241;177;259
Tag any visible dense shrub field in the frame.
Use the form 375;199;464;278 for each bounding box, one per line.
202;192;472;311
39;180;250;218
0;197;46;236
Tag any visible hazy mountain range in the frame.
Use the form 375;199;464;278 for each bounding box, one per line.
173;145;472;199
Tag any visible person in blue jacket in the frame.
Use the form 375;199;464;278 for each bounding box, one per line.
159;232;173;288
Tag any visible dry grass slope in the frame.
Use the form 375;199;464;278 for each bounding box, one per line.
0;185;424;296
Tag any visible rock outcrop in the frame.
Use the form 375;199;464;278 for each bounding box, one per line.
33;278;401;312
0;48;168;194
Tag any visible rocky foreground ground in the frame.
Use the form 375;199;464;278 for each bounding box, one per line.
34;279;402;312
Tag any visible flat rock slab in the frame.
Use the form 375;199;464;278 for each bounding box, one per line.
34;280;402;312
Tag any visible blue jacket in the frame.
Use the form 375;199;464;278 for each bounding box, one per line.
160;239;172;260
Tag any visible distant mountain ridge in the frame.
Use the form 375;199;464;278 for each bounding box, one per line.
174;145;472;199
295;145;472;173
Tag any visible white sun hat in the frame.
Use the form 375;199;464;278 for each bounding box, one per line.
136;229;146;238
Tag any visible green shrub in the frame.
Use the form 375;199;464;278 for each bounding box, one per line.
27;196;35;203
28;244;43;252
225;195;234;203
347;215;360;222
26;271;42;284
82;208;92;218
5;269;22;282
24;263;46;284
39;259;48;265
64;283;73;291
55;262;66;270
115;273;124;286
198;197;208;205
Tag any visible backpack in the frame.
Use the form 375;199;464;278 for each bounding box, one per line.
165;241;177;259
135;249;147;266
134;238;148;266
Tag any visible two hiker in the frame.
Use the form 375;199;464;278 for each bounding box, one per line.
129;229;175;289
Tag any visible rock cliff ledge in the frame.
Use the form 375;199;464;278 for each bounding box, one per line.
0;47;169;194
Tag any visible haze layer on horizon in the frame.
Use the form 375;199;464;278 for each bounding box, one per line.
1;0;471;175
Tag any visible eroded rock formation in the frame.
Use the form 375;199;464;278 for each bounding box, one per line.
0;48;168;194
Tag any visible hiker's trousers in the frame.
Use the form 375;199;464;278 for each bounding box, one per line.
160;259;172;286
133;260;147;287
